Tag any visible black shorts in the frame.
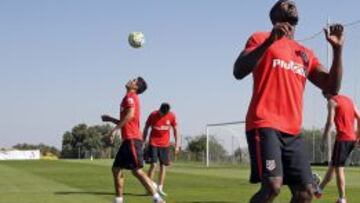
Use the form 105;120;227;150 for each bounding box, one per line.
331;140;356;167
113;139;144;170
246;128;313;186
145;145;170;166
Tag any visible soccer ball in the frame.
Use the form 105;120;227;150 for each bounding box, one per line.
128;32;145;48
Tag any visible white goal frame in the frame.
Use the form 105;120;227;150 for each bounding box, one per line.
205;121;245;167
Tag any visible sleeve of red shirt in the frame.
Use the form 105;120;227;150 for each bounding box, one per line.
145;113;153;126
123;95;135;109
307;49;321;75
244;32;268;52
171;113;177;127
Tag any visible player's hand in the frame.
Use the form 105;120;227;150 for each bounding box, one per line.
324;24;344;49
174;146;181;155
269;22;293;42
101;114;112;122
109;127;119;144
142;143;146;150
109;135;115;145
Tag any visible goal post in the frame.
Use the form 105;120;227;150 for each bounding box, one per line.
205;121;246;167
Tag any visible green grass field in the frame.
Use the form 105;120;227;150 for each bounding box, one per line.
1;160;360;203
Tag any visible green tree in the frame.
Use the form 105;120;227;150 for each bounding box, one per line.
60;123;114;159
186;135;227;162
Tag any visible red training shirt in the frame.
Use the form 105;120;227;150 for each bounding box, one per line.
332;95;357;141
120;92;142;140
244;32;320;135
146;110;177;147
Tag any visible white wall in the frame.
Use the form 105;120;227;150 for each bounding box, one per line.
0;150;40;160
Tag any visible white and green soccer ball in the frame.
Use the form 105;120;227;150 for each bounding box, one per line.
128;31;145;48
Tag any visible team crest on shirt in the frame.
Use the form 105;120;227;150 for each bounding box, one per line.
127;98;134;104
296;50;310;74
266;160;276;171
298;51;309;64
166;120;170;125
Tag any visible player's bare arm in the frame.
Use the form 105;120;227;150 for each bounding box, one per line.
308;24;344;94
233;22;293;80
173;126;180;154
143;123;150;145
322;99;336;148
354;105;360;141
109;108;135;143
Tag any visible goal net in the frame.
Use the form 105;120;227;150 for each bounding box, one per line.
205;121;247;167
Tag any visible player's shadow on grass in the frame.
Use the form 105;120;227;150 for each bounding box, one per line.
54;191;148;197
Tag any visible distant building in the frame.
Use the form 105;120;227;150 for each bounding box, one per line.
0;149;40;160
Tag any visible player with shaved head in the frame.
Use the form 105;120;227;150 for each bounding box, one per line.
233;1;345;202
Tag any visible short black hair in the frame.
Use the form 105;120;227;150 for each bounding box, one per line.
270;0;288;25
270;0;300;26
136;77;147;94
159;103;171;115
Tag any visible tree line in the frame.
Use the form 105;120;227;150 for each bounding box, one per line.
10;123;360;165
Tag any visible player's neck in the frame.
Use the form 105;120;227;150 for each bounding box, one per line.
288;34;294;39
127;89;137;94
287;28;295;39
284;31;295;40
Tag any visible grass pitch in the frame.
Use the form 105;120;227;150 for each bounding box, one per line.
1;160;360;203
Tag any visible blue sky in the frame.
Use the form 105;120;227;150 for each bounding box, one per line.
0;0;359;148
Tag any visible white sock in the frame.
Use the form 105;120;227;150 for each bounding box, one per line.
153;193;162;200
159;185;163;191
338;197;346;203
114;197;123;203
316;186;322;193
